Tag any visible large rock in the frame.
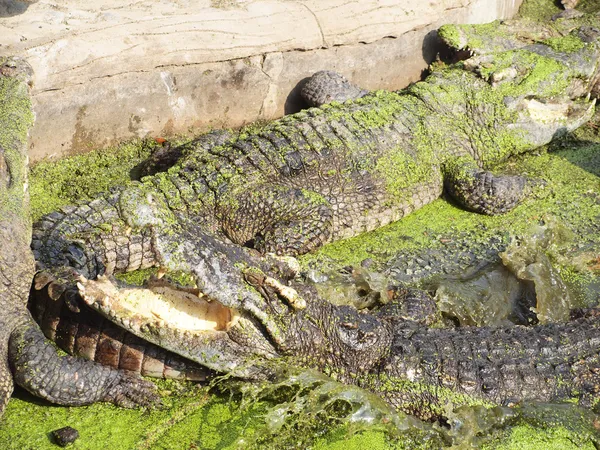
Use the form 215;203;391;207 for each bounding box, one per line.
0;0;523;160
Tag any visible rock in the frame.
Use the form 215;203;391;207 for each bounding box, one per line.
51;426;79;447
0;0;524;160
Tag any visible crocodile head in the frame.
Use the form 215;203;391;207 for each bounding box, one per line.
438;17;600;100
433;17;600;153
75;265;393;382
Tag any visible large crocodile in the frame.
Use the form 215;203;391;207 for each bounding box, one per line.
32;18;600;283
14;14;600;419
51;221;600;422
0;57;160;418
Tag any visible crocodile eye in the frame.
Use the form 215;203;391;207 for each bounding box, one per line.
337;321;379;349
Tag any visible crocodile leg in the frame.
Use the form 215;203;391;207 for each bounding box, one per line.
221;185;334;255
443;155;528;215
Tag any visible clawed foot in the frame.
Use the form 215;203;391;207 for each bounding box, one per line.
103;372;161;409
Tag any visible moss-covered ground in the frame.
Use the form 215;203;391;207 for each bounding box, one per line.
2;0;600;447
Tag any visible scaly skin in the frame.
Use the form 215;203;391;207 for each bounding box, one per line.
69;228;600;422
0;57;159;419
30;269;212;381
26;16;600;415
257;283;600;421
32;20;600;284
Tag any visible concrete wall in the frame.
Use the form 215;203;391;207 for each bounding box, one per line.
0;0;523;161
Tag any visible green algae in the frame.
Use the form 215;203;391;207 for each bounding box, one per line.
206;367;446;450
517;0;562;21
485;425;596;450
474;49;573;98
440;21;510;52
0;370;441;449
362;373;496;421
480;403;600;450
115;267;159;286
518;0;600;20
0;58;34;214
29;139;158;222
576;0;600;14
543;34;586;53
0;380;212;450
4;373;598;449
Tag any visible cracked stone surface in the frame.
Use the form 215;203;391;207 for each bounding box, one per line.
0;0;523;160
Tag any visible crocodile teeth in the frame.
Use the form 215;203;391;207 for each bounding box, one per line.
34;271;54;290
263;276;306;310
131;319;141;332
47;281;67;300
80;294;93;306
76;282;86;293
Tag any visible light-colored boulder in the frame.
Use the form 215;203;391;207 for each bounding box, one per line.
0;0;523;160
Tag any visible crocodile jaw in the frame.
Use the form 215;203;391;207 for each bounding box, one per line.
77;275;240;335
77;276;281;378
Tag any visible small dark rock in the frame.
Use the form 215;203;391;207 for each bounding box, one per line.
51;426;79;447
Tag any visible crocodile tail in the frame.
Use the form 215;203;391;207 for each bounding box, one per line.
0;56;35;417
9;317;160;408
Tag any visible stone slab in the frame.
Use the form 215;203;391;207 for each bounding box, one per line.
0;0;523;160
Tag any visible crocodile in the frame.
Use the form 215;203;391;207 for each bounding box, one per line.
30;268;212;381
32;18;600;286
59;221;600;422
17;14;600;417
0;56;160;418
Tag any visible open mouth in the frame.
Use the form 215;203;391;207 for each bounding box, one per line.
77;275;240;335
75;271;288;378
